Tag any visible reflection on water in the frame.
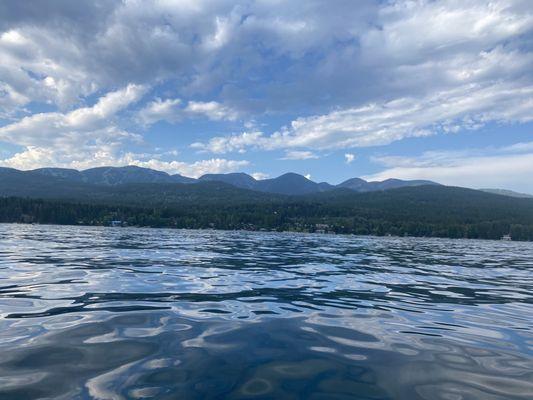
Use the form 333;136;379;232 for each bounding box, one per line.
0;224;532;399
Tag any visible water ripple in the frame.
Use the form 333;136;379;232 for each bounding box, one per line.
0;224;532;399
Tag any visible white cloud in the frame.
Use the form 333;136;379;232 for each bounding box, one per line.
273;82;533;149
0;26;100;112
122;157;250;178
0;139;133;171
191;131;263;153
0;83;248;176
304;174;312;180
0;84;146;147
137;98;182;125
0;146;56;170
365;142;533;194
0;145;249;179
184;101;238;121
360;0;533;61
0;0;367;112
251;172;269;180
138;98;238;125
196;81;533;152
345;153;355;164
0;85;148;170
0;0;531;116
281;150;318;160
1;0;533;183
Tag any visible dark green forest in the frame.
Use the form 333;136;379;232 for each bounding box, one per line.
1;184;533;241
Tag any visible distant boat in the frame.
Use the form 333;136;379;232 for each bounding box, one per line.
110;220;125;227
501;234;512;241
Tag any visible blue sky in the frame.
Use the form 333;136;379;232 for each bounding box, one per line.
0;0;532;192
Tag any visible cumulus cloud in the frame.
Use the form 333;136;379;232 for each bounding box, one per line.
137;98;182;125
0;0;373;114
122;157;250;178
0;128;249;180
0;85;147;171
0;0;532;189
0;93;139;171
191;131;263;153
1;0;532;118
138;98;238;125
0;84;146;146
183;2;533;154
0;145;249;179
365;142;533;194
3;0;529;114
345;153;355;164
0;82;249;176
0;140;133;171
184;101;238;121
251;172;269;180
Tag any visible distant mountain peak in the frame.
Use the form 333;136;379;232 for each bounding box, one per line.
6;166;441;195
200;172;256;180
338;177;368;190
31;167;84;182
199;172;257;189
278;172;307;178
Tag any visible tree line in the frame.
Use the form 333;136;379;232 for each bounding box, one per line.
1;194;532;241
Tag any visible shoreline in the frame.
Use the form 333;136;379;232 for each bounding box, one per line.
1;221;528;243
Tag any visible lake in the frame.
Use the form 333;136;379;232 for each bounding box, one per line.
0;224;532;399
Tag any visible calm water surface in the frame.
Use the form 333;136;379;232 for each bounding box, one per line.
0;224;532;399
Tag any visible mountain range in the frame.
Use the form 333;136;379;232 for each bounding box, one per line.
1;165;532;241
6;166;438;196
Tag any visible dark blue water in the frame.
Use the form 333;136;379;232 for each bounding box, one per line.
0;224;532;399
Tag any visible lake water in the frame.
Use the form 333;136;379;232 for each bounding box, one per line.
0;224;532;399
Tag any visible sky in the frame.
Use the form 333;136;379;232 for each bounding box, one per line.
0;0;532;193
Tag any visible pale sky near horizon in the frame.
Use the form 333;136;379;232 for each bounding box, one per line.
0;0;532;192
